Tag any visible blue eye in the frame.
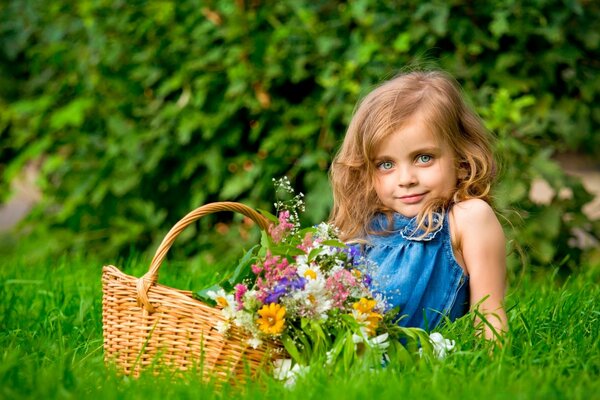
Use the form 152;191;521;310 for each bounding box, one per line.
417;155;432;164
378;161;394;170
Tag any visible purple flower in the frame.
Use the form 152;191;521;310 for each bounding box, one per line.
343;245;362;266
264;286;287;304
264;277;307;304
362;273;372;287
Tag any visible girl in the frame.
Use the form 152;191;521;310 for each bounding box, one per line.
330;70;508;340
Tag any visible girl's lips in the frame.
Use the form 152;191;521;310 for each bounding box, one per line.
397;193;426;204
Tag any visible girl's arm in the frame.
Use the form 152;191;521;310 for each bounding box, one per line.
452;199;508;340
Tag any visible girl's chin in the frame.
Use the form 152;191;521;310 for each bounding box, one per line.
391;208;420;218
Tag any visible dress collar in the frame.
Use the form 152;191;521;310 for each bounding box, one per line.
371;212;444;242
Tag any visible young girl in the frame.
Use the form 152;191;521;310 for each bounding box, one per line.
329;70;508;340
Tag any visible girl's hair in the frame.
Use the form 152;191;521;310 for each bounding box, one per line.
329;70;496;240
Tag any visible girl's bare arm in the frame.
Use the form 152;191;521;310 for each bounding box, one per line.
452;199;508;340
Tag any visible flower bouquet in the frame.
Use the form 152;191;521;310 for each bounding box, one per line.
194;178;443;383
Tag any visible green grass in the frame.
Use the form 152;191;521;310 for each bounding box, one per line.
1;245;599;399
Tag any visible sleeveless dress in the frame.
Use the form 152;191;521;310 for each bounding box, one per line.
361;211;469;331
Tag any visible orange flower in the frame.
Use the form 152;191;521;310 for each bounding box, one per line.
353;298;383;336
364;312;383;336
353;297;377;314
257;303;286;335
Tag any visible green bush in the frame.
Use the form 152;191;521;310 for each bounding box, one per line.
1;0;598;271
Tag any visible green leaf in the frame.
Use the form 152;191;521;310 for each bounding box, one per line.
49;98;94;129
342;333;356;370
270;246;306;257
393;32;411;53
192;284;221;306
320;239;346;248
280;334;303;364
227;244;259;286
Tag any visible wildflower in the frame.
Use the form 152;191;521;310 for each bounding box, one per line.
297;232;315;252
272;358;310;388
293;277;332;320
421;332;456;359
215;320;230;334
263;276;306;304
297;262;322;281
269;210;296;243
325;268;357;308
352;297;383;335
257;303;286;335
352;332;390;351
353;297;377;314
207;288;236;318
234;284;248;310
247;336;263;349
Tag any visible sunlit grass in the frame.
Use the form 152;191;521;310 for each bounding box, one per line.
1;246;598;399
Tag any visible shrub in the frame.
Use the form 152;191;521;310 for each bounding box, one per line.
0;0;598;271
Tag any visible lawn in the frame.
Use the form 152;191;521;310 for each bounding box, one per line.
1;243;598;399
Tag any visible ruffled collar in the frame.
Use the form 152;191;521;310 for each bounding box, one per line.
370;212;444;242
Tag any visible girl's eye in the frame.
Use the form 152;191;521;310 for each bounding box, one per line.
417;155;432;164
377;161;394;170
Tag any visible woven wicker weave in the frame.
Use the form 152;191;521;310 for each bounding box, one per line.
102;202;285;381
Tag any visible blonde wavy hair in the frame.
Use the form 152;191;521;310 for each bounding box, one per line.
329;70;496;241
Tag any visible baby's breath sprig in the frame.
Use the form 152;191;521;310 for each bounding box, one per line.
272;177;305;233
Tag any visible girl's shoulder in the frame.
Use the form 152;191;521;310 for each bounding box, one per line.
449;199;504;271
450;198;497;225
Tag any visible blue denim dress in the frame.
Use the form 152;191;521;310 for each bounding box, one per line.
362;212;469;331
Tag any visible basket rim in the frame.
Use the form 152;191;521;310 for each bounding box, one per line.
134;202;271;312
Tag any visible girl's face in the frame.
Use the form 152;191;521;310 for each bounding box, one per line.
372;113;458;217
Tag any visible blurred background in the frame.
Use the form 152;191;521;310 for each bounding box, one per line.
0;0;598;276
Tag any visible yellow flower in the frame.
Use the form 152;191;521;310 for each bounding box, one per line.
215;296;229;308
353;297;377;314
352;298;382;336
257;303;286;335
364;312;383;336
303;269;317;280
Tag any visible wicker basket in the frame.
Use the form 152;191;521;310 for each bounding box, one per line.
102;202;285;382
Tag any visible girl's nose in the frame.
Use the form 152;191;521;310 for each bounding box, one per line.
396;165;417;187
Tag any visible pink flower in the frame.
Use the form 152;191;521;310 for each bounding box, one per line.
297;232;315;252
252;263;263;274
269;211;295;243
252;251;298;303
325;269;357;308
234;284;248;310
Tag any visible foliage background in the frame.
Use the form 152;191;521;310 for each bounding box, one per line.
1;0;599;273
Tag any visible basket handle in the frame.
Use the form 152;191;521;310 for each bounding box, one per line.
136;202;272;312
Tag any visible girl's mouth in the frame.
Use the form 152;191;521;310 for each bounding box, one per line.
397;193;426;204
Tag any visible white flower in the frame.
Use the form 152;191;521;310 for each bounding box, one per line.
295;254;309;270
293;276;332;320
369;333;390;350
315;222;338;240
233;310;255;331
246;336;263;349
296;262;323;281
419;332;456;359
215;320;230;334
207;288;236;319
372;292;389;313
272;359;310;388
352;331;390;351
